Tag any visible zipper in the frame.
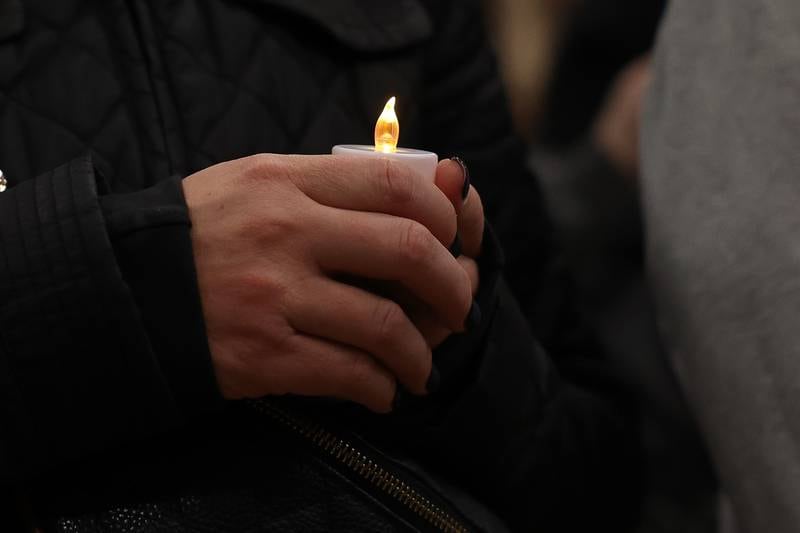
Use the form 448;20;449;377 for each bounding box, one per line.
247;400;472;533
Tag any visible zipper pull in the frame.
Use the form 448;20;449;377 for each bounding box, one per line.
0;169;6;192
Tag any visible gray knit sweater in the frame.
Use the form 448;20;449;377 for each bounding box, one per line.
642;2;800;532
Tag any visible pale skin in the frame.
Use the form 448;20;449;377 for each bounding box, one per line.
183;154;485;413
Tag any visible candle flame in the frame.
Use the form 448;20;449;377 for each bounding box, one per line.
374;96;399;153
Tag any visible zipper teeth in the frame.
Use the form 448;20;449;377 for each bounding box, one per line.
251;401;470;533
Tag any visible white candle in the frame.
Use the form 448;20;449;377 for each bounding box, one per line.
331;144;438;181
331;97;438;181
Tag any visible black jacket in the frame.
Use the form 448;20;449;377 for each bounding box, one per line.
0;0;640;531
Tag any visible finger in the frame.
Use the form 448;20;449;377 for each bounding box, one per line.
394;256;480;349
286;278;432;395
434;158;468;214
313;209;472;332
381;286;450;348
334;279;450;348
459;255;480;295
415;318;451;349
435;159;483;257
279;334;397;413
288;155;458;248
459;186;484;258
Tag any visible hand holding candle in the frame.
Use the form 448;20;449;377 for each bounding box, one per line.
182;152;475;411
178;95;484;411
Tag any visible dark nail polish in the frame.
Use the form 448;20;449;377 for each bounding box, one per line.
449;233;462;257
465;301;482;331
426;365;441;394
450;156;470;200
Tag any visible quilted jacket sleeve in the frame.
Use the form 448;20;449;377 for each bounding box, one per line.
0;155;221;483
389;1;642;530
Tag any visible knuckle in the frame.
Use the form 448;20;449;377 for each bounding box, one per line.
375;300;406;347
269;325;297;358
443;204;458;243
239;207;302;245
336;351;394;413
235;214;263;239
241;153;289;184
414;351;433;391
351;369;394;414
374;389;394;414
379;159;416;205
399;220;434;264
237;270;290;306
340;352;375;392
262;213;300;240
241;153;272;180
460;269;473;314
444;198;457;221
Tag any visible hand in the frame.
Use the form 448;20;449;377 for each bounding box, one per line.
398;157;485;348
436;158;484;259
183;154;473;412
593;55;652;179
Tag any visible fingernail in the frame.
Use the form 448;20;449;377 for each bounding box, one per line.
464;301;482;331
449;233;462;257
450;156;470;201
426;365;441;394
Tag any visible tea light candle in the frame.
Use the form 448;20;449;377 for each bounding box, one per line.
332;97;438;181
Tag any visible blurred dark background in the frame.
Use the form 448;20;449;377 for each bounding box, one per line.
482;2;722;533
483;0;665;143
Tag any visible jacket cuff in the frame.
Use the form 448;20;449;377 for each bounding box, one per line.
0;156;179;477
99;176;223;420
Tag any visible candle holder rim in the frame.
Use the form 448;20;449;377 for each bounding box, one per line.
333;144;437;156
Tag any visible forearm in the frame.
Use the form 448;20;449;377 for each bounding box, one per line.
643;0;800;530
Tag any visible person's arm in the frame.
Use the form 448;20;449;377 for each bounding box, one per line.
643;1;800;531
1;148;485;487
0;155;220;483
378;1;642;530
